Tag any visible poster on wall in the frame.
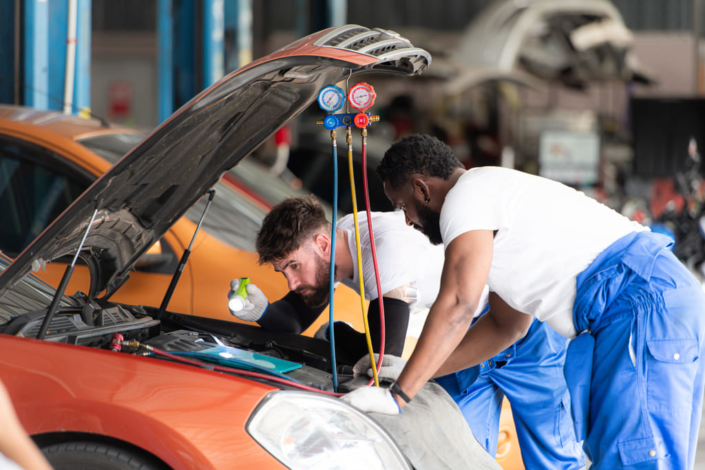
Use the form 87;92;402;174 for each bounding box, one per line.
539;130;600;186
108;81;133;122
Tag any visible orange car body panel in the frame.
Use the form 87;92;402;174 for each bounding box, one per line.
1;335;285;469
497;399;524;469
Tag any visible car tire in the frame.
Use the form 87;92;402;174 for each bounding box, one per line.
43;441;165;470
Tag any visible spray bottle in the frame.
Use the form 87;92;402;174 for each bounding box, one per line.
228;277;250;313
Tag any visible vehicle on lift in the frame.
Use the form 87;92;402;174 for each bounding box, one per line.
0;25;505;470
0;105;361;334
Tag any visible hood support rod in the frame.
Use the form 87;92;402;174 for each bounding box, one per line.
38;198;103;340
157;189;216;320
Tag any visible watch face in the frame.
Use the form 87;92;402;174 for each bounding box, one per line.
348;83;376;111
318;85;345;113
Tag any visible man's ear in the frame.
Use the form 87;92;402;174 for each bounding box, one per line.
412;177;430;202
312;232;331;255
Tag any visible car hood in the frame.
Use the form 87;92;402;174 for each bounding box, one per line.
0;25;430;300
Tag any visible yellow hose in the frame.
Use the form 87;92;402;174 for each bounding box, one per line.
346;128;379;386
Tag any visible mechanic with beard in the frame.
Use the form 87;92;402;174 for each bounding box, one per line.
230;195;585;469
228;195;444;363
342;134;705;470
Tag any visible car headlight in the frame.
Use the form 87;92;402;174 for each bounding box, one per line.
247;390;411;470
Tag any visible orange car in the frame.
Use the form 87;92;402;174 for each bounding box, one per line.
0;25;514;470
0;105;362;337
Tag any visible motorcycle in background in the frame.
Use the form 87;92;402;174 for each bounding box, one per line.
623;138;705;285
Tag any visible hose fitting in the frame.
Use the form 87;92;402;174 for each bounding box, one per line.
110;333;124;352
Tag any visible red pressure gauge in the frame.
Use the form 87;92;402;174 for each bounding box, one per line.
348;83;376;112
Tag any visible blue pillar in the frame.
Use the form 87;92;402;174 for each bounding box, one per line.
0;0;15;104
174;0;195;109
44;0;90;114
157;0;174;122
24;0;50;109
203;0;224;88
73;0;91;115
47;0;68;111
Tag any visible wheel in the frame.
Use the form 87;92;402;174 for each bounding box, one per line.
43;441;165;470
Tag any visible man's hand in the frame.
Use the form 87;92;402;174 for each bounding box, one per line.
314;321;355;341
353;354;407;381
314;322;330;340
341;386;400;415
228;279;269;322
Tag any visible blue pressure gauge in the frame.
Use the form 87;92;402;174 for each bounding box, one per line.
318;85;345;113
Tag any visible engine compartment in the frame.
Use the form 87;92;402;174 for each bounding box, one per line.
0;300;352;393
141;328;341;391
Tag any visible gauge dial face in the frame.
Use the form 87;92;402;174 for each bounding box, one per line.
348;83;376;112
317;85;345;113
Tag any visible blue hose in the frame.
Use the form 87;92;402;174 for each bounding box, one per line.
329;139;339;392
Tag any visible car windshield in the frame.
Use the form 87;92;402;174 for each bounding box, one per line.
229;158;336;220
78;133;144;163
78;135;267;252
0;252;79;324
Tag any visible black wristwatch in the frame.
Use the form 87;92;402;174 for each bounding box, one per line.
390;381;412;404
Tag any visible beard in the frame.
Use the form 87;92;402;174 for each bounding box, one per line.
413;199;443;245
296;255;334;308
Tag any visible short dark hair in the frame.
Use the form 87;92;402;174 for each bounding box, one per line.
256;195;330;264
376;134;463;190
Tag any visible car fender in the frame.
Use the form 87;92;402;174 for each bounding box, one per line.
0;336;285;469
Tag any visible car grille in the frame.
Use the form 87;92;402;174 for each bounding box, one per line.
313;24;431;75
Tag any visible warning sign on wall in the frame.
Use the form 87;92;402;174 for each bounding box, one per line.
108;81;133;120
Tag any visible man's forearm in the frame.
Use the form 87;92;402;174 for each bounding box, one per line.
394;297;475;405
433;311;524;377
257;291;326;333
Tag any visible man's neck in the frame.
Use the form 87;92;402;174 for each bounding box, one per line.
334;227;354;282
431;167;465;212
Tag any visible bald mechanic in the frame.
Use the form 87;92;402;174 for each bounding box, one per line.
342;134;705;470
231;195;584;468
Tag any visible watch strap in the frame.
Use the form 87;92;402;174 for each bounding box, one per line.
390;381;412;404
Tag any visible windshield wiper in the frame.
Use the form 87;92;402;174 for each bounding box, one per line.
157;189;216;320
37;199;103;339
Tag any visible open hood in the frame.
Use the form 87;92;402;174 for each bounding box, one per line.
449;0;655;92
0;25;430;300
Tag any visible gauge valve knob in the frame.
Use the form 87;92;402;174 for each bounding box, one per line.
354;113;370;128
323;115;339;130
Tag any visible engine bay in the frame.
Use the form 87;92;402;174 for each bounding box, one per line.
0;299;354;393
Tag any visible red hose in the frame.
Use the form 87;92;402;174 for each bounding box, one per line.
361;138;386;386
150;347;345;397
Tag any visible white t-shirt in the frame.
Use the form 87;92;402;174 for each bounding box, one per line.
0;454;22;470
440;167;646;338
338;211;443;307
337;211;489;315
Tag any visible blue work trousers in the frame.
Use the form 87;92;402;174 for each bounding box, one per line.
567;231;705;469
436;318;585;469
